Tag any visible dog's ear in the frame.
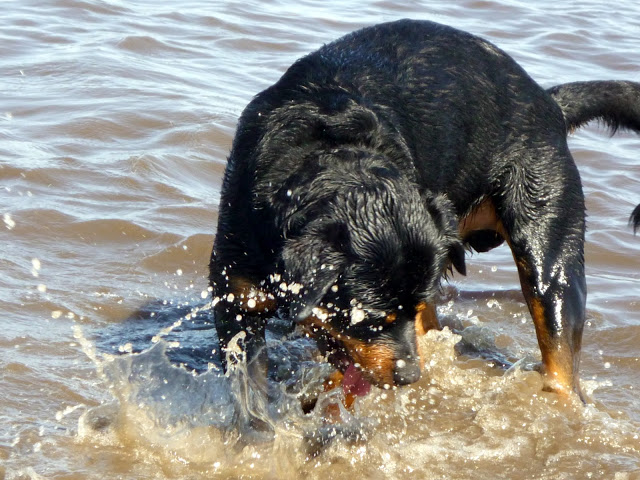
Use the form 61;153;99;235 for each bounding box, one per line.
423;192;467;276
282;223;347;322
448;239;466;276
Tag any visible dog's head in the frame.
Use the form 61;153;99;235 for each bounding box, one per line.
281;164;465;389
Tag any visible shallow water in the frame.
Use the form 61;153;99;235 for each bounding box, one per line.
1;0;640;479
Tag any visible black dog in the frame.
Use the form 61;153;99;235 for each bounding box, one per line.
210;19;640;403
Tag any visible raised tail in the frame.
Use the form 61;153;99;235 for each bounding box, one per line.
547;80;640;232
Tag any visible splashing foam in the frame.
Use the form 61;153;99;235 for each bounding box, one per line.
74;313;352;471
73;308;640;478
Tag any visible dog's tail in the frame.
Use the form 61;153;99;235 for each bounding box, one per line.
547;80;640;232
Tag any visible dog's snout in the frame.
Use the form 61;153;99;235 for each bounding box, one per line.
393;357;421;385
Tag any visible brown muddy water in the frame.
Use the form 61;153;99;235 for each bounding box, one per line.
1;1;640;479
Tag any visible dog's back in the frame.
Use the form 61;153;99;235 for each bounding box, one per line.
217;19;564;250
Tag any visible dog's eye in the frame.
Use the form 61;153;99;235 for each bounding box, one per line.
385;313;397;324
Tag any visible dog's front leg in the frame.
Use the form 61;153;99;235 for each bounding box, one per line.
214;298;268;380
212;277;277;437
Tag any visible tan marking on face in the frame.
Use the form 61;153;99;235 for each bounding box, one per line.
414;302;438;371
345;340;396;386
322;370;358;413
324;370;344;391
415;301;439;336
300;309;396;387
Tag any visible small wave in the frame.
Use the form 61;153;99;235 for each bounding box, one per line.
139;233;213;274
116;35;194;56
68;218;180;244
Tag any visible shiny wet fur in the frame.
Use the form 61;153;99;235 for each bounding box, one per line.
210;19;640;401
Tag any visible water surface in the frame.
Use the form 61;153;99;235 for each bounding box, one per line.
1;1;639;478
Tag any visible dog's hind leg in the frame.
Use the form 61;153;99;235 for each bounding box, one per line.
512;247;586;400
494;146;587;400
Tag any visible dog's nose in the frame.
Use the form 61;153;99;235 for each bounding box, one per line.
393;357;421;385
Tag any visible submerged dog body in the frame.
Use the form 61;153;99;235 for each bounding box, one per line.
210;20;640;399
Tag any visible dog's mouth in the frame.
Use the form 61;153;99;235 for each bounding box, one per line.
325;334;374;398
302;323;376;397
299;306;429;395
341;362;372;396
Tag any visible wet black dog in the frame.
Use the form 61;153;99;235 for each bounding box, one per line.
210;19;640;402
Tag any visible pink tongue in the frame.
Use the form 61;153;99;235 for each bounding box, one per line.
342;364;372;397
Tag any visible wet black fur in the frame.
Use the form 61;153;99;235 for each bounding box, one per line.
210;20;640;386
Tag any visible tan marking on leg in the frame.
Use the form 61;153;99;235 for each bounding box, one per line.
228;277;277;313
516;259;581;398
529;297;577;397
458;198;502;237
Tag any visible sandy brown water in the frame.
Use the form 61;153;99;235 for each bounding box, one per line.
1;1;640;479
